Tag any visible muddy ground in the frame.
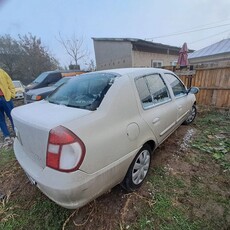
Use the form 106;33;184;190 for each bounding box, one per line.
0;100;229;229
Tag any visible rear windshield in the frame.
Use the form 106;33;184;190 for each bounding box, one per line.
47;72;116;110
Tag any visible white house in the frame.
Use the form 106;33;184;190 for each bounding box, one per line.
93;38;182;70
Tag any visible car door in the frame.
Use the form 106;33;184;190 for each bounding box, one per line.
135;73;177;144
164;73;190;124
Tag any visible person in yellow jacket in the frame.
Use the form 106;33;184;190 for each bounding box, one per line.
0;68;15;146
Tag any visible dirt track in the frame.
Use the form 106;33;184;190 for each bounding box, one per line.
0;101;229;229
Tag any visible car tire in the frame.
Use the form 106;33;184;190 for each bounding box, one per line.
183;105;197;125
121;144;151;192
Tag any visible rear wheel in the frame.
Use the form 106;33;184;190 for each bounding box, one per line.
183;105;197;125
121;144;151;192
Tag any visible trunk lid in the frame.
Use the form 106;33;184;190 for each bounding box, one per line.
12;100;92;169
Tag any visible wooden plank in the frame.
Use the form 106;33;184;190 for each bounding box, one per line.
168;64;230;108
192;67;230;108
198;87;230;90
175;70;196;76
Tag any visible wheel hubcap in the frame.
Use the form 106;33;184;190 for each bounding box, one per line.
186;107;196;123
132;149;150;185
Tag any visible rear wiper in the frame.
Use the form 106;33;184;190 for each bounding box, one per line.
65;104;83;109
66;104;94;110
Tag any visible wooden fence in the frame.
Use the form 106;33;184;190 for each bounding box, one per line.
177;66;230;109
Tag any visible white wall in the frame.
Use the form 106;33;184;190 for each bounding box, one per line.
93;40;133;70
132;50;178;67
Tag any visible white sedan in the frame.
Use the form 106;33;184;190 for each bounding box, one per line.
13;80;25;99
12;68;199;209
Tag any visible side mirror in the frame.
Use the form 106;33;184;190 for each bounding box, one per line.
188;87;199;94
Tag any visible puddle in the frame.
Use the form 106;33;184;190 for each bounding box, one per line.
178;128;196;153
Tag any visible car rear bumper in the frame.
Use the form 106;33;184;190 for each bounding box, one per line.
13;138;137;209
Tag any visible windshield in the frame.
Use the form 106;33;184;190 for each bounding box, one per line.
47;72;116;110
33;72;50;83
53;77;72;87
13;81;22;88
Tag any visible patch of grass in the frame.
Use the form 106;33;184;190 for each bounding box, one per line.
128;167;204;230
131;164;229;229
134;215;153;230
129;109;230;230
152;197;202;230
149;167;186;191
0;147;72;230
192;110;230;170
1;109;230;229
0;195;71;230
0;148;15;168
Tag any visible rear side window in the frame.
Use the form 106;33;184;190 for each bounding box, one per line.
136;73;171;109
46;73;62;83
135;77;152;108
32;72;61;84
33;72;50;83
47;73;116;110
164;73;187;97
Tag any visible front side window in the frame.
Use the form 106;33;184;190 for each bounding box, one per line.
47;73;116;110
136;74;170;109
146;74;171;104
164;73;187;97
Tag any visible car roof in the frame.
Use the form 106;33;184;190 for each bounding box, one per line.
92;68;173;78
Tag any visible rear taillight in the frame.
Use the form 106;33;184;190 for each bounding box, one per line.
46;126;85;172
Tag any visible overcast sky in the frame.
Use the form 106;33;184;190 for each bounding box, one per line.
1;0;230;68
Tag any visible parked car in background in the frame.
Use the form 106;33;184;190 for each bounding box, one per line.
12;68;199;209
24;77;73;104
25;70;85;92
12;80;25;100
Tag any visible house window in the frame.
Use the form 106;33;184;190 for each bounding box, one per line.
170;61;177;66
151;60;163;68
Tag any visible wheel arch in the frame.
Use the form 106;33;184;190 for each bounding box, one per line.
143;139;156;152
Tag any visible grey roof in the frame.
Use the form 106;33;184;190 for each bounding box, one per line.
92;37;180;48
93;38;140;42
189;38;230;59
92;37;185;52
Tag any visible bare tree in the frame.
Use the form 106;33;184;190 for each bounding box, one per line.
85;59;96;71
19;33;59;81
0;34;59;84
58;33;89;70
0;35;24;77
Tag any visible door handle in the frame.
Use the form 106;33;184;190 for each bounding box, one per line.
152;117;160;124
178;106;182;110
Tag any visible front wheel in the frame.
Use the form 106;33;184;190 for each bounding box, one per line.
121;144;151;192
183;105;197;125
